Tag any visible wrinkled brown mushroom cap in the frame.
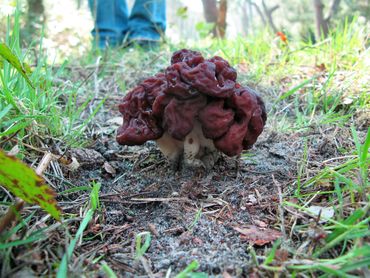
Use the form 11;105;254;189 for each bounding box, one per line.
116;49;267;156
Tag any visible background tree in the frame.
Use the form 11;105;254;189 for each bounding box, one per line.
24;0;45;43
313;0;341;38
201;0;228;38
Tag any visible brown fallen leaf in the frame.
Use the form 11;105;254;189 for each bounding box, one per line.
233;225;282;246
222;271;233;278
103;161;116;176
275;248;289;263
315;63;326;72
253;219;268;228
65;156;80;171
7;145;20;156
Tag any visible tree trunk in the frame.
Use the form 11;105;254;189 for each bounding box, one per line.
314;0;329;38
201;0;218;37
24;0;45;43
201;0;228;38
202;0;218;22
326;0;341;22
314;0;341;38
248;0;266;27
261;0;279;33
217;0;227;38
241;1;250;36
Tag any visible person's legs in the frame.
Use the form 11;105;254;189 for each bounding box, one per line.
88;0;129;48
128;0;166;43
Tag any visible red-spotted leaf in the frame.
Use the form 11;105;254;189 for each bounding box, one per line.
0;150;61;220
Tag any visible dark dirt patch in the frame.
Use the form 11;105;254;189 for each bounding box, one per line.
47;101;364;277
49;124;311;277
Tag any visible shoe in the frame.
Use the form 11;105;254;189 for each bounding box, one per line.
129;39;160;51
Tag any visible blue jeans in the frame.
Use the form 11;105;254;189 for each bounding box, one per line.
88;0;166;48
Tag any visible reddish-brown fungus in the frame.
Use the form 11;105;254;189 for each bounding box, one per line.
116;49;267;168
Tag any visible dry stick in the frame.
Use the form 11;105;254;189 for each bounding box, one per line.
235;154;241;178
0;152;54;234
272;174;287;244
139;257;155;278
130;197;190;203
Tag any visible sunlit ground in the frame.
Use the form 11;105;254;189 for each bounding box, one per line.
1;0;93;60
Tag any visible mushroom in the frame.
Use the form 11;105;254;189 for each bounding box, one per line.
116;49;267;169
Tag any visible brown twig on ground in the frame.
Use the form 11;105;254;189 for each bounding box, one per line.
130;197;191;203
272;174;287;243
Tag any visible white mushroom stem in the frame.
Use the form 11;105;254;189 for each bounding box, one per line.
155;120;219;169
156;132;183;163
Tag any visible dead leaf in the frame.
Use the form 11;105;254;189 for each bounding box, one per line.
148;223;159;237
247;194;257;204
253;219;267;228
233;225;282;246
315;63;326;72
342;97;353;105
275;249;289;262
107;117;123;126
7;145;20;156
306;205;334;223
223;271;233;278
70;148;105;166
65;157;80;171
103;161;116;175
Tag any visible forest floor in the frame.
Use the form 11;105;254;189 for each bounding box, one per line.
1;23;370;277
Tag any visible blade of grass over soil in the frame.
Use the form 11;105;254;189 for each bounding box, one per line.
57;182;101;277
134;231;152;260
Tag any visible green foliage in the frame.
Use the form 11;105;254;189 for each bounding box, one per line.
0;42;33;88
176;6;188;19
195;22;215;39
351;126;370;186
0;149;61;220
0;212;45;250
135;231;152;260
57;182;101;277
187;207;202;231
175;260;208;278
101;263;118;278
0;7;103;150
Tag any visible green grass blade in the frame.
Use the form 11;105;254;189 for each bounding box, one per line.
0;104;12;121
175;260;202;278
326;209;365;242
276;76;317;103
0;43;34;89
101;262;118;278
135;232;152;260
57;208;95;278
263;239;281;265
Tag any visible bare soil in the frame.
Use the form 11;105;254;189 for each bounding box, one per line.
49;83;348;277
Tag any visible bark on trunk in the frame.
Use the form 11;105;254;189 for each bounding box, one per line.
261;0;279;33
24;0;45;43
314;0;328;38
314;0;341;38
217;0;227;38
201;0;228;38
